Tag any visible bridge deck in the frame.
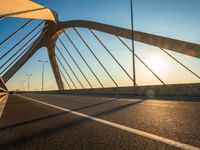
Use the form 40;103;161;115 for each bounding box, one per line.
0;94;200;150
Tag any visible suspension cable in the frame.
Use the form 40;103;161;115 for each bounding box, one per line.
0;17;5;21
116;36;165;85
0;23;49;69
0;19;33;47
63;30;104;88
160;48;200;80
58;67;72;90
56;55;77;89
55;45;85;89
57;36;93;88
89;29;135;83
0;20;44;60
0;29;47;75
73;27;118;87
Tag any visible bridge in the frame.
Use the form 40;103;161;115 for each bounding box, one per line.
0;0;200;149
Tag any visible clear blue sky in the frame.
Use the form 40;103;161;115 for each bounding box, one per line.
1;0;200;90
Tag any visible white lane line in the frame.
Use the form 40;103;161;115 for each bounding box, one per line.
17;94;200;150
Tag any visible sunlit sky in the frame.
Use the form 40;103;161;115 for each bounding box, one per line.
1;0;200;91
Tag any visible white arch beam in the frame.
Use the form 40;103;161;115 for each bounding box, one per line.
0;0;57;22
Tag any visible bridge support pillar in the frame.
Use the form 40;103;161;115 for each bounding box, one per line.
47;44;64;90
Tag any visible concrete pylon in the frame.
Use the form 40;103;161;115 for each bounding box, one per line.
47;46;64;90
46;29;65;90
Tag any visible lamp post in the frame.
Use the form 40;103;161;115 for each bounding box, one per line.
26;74;32;91
130;0;136;87
21;80;26;91
38;60;48;91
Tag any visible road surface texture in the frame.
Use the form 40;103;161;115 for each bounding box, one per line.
0;93;200;150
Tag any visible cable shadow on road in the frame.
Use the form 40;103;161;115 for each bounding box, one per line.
93;99;145;118
0;112;67;131
0;98;119;131
72;98;120;111
0;97;145;149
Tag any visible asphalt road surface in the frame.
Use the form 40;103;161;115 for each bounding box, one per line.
0;93;200;150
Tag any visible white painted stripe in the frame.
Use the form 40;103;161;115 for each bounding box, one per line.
17;94;200;150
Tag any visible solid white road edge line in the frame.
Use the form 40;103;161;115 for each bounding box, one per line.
17;94;200;150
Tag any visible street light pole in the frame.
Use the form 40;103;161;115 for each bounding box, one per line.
130;0;136;87
21;80;26;91
26;74;32;91
38;60;48;91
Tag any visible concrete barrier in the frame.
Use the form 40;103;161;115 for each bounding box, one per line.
20;83;200;97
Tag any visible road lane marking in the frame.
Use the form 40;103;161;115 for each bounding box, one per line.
17;94;200;150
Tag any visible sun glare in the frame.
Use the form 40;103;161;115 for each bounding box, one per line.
147;57;166;74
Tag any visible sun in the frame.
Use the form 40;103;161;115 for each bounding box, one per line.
147;57;166;74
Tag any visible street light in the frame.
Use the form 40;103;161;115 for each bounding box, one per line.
26;74;32;91
38;60;48;91
20;80;26;91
